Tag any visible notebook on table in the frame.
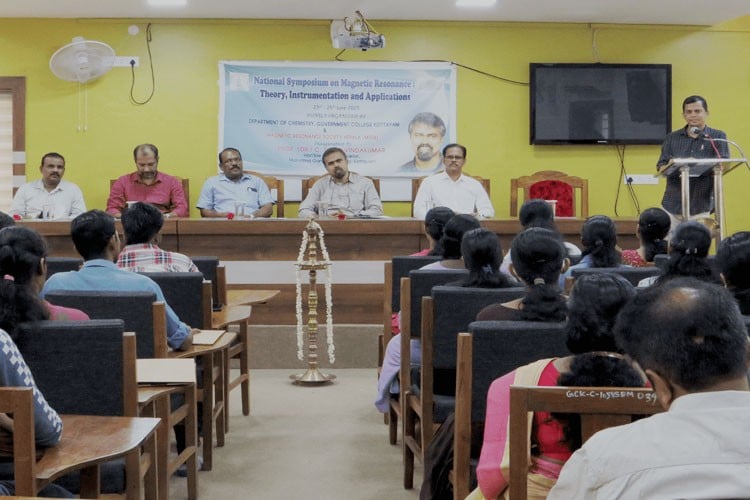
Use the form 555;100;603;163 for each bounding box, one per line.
192;329;226;345
137;358;196;384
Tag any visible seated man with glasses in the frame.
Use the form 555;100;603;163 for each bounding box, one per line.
412;143;494;219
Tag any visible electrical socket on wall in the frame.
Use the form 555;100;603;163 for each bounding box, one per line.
623;174;659;185
113;56;140;67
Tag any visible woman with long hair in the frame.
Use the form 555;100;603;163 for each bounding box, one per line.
0;227;74;497
477;227;568;322
653;220;720;286
559;215;624;287
413;206;455;256
471;273;645;500
423;214;482;270
621;207;670;267
0;226;88;325
455;228;516;288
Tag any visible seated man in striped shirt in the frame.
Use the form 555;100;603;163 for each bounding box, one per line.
117;201;198;273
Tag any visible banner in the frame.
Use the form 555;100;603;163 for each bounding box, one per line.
219;61;456;178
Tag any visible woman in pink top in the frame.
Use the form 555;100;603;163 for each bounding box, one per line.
621;207;670;267
470;273;646;499
0;226;89;328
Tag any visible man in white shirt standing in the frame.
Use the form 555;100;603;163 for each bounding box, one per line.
10;152;86;219
549;277;750;500
412;143;494;220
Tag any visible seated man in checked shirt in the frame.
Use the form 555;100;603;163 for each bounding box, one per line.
117;201;198;272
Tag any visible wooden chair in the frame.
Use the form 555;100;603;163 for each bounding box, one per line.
209;264;253;424
110;177;190;212
44;256;82;278
150;262;253;433
301;174;381;200
43;291;168;358
391;269;467;454
0;387;160;499
139;271;212;330
510;170;588;218
452;322;570;499
411;173;491;217
36;295;197;493
15;321;157;499
244;170;285;217
380;257;440;440
508;385;661;499
139;271;232;470
192;255;222;311
402;286;526;489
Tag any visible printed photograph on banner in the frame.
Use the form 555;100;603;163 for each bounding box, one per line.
218;61;457;178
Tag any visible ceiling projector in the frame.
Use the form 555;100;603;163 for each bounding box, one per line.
330;18;385;50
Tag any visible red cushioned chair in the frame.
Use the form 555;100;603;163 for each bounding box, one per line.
510;170;588;218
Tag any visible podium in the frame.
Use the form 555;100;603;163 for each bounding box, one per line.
657;157;746;242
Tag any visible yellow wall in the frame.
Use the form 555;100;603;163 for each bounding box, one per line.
2;17;750;232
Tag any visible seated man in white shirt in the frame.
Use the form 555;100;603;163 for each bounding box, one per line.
548;277;750;499
412;143;494;220
298;147;383;218
10;152;86;219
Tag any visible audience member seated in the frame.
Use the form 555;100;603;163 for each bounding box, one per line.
10;152;86;220
421;214;481;270
117;202;198;272
559;215;625;288
468;274;644;499
413;206;455;257
549;278;750;498
501;199;581;275
478;227;568;322
196;147;273;218
639;220;720;288
106;143;188;218
0;238;73;497
41;210;196;350
390;206;456;335
413;143;494;220
621;207;670;267
0;226;88;321
298;147;383;218
375;216;493;413
716;231;750;314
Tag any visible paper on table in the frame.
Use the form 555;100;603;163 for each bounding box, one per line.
192;329;226;345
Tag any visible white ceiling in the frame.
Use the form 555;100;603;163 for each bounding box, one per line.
2;0;750;25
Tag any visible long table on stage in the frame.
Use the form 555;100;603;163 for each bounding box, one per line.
25;218;637;324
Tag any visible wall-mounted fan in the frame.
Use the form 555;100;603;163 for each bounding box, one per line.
49;36;115;83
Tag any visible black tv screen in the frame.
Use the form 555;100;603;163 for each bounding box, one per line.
530;63;671;145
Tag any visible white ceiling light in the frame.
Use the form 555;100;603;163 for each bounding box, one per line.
147;0;187;6
456;0;496;6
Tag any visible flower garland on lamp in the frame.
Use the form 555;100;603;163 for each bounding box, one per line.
291;218;336;385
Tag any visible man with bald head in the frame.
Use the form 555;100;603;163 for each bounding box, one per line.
549;277;750;499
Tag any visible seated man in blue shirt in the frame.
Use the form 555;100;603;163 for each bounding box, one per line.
196;147;274;218
42;209;195;350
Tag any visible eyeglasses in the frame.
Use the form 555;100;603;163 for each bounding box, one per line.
445;155;465;161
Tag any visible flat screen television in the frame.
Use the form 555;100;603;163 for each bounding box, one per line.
530;63;671;145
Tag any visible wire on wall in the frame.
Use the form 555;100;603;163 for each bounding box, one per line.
613;144;641;216
130;23;156;105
